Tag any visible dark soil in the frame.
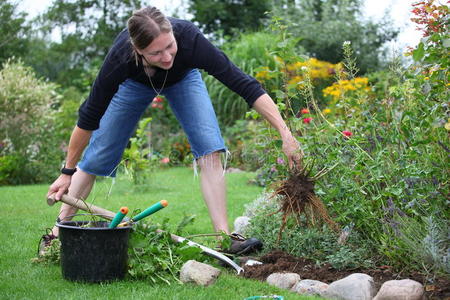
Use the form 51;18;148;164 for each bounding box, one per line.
242;250;450;300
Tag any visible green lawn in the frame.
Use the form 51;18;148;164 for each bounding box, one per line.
0;167;320;300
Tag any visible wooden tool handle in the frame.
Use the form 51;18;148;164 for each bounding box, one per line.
47;193;116;220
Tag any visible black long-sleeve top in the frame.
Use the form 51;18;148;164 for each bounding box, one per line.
77;17;266;130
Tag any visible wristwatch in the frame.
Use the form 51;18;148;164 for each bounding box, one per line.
61;165;77;176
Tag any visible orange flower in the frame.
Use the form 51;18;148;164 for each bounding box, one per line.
300;108;310;114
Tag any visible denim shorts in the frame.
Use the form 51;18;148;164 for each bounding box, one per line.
78;69;226;177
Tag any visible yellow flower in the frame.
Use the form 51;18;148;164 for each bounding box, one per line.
284;58;340;80
322;77;370;101
286;61;305;71
322;108;332;114
255;67;271;81
288;75;302;85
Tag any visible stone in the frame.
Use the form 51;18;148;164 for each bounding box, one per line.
291;279;329;296
233;216;251;235
323;273;376;300
374;279;424;300
266;272;301;290
244;259;263;266
179;260;221;286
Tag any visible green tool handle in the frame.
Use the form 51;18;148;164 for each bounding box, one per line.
109;207;129;228
132;200;168;222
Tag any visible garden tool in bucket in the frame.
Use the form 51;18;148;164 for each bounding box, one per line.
116;200;168;227
47;194;244;274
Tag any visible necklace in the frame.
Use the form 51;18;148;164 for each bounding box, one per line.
147;68;168;97
141;54;169;97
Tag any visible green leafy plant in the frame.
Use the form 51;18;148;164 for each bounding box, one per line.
121;117;161;186
128;220;208;285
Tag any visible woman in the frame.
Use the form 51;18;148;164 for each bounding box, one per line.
42;6;301;256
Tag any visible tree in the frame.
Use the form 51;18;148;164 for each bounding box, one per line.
188;0;272;40
0;1;30;65
271;0;399;73
30;0;144;90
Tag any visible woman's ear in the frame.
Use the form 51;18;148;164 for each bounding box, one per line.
133;46;143;56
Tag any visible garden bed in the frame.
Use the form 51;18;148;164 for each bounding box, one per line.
242;250;450;299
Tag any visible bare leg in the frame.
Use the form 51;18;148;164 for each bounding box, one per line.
197;151;229;234
51;169;96;236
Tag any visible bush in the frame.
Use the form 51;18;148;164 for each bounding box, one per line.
237;11;449;277
0;60;63;184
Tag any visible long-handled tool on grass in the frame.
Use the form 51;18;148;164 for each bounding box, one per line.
47;194;244;274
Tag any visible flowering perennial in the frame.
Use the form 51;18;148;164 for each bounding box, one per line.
322;77;370;102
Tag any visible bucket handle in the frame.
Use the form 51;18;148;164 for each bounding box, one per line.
56;213;130;224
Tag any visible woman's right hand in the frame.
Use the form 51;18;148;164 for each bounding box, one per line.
47;174;72;200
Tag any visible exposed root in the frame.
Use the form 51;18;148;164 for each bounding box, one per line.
271;164;339;241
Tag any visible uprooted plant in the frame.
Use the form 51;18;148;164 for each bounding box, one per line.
271;162;339;241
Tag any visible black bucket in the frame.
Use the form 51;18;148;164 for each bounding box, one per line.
56;219;132;283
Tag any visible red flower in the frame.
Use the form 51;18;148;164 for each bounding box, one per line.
342;130;353;137
300;108;310;114
153;96;164;103
160;157;170;164
303;117;312;124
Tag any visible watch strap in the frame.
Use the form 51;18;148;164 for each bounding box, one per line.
61;166;77;175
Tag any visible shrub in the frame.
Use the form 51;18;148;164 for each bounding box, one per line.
0;59;63;184
239;11;449;277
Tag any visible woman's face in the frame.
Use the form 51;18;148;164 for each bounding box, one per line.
137;31;178;70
